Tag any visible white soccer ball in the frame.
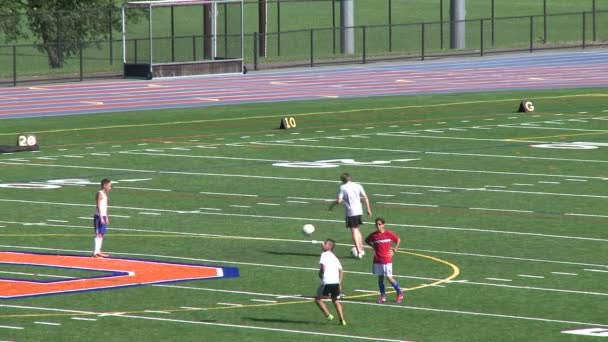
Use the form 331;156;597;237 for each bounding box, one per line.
302;224;315;236
351;247;364;259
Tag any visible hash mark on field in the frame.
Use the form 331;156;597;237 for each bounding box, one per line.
72;317;97;321
230;205;252;208
538;181;560;184
181;306;205;311
565;213;608;218
139;212;161;215
199;207;222;211
518;274;545;279
286;200;309;204
512;183;534;186
400;192;423;195
35;321;61;326
0;324;24;330
373;194;395;197
377;202;438;208
470;208;533;214
584;269;608;273
257;203;281;206
552;272;578;276
145;310;171;314
217;303;242;306
250;299;278;303
565;179;587;182
486;278;512;282
201;191;257;197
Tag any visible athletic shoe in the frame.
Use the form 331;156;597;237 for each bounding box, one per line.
339;320;347;326
376;296;386;304
92;253;103;258
395;293;404;303
99;252;109;257
326;314;334;321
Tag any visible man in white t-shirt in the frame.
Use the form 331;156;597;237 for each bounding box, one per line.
329;173;372;259
314;239;346;326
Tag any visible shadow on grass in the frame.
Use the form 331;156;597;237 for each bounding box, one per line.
245;317;313;324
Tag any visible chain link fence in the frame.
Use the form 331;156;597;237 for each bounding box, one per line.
1;4;607;86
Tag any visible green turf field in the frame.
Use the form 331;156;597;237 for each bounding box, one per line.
0;88;607;341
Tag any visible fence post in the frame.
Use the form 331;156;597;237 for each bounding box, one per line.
12;45;17;87
171;5;175;62
310;29;314;67
332;0;336;54
491;0;495;47
480;18;484;57
421;22;425;61
440;0;444;49
79;41;84;82
582;12;587;50
362;26;366;64
253;32;259;70
388;0;393;52
543;0;547;43
592;0;596;41
529;16;534;53
192;35;196;60
133;39;138;64
109;8;113;65
278;0;282;56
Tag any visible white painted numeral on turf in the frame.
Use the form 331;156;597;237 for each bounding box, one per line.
562;328;608;337
273;159;391;168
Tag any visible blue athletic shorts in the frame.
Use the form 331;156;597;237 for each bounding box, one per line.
93;214;107;235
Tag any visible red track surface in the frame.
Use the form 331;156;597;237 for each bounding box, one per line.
1;51;607;119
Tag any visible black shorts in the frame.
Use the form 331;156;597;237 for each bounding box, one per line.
345;215;363;228
317;283;341;300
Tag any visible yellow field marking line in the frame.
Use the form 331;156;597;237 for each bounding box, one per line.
1;92;606;137
0;242;460;318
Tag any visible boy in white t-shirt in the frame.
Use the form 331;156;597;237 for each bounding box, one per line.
314;239;346;325
328;173;372;258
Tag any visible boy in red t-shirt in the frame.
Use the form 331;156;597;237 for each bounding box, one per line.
365;217;404;303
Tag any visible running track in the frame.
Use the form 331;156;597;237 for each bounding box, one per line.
1;50;608;119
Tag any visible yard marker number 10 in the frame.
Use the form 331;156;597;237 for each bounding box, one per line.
280;116;297;129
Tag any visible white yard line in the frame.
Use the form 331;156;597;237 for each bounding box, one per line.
0;202;606;243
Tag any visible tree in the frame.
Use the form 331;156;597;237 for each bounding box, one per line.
0;0;125;68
